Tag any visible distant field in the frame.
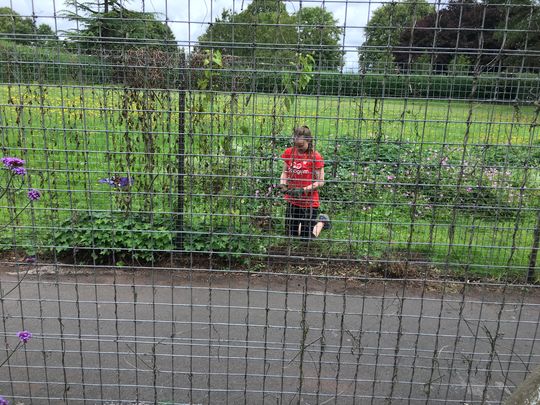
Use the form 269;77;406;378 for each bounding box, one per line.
0;83;538;280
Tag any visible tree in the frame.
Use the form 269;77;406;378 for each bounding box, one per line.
63;0;176;53
358;0;434;72
490;0;540;70
197;1;344;70
294;7;344;70
197;0;297;67
393;0;540;73
0;7;57;45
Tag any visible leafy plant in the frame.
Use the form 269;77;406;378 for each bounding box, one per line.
52;212;174;264
480;144;540;168
184;224;267;266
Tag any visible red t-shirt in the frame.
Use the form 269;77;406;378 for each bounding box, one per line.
281;147;324;208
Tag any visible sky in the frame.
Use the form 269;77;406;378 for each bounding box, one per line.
0;0;382;70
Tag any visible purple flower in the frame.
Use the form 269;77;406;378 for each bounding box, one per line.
98;178;116;186
2;157;26;176
99;176;132;188
11;166;26;176
0;395;8;405
117;177;132;188
27;189;41;201
466;187;473;193
387;175;395;181
1;157;25;168
17;330;32;343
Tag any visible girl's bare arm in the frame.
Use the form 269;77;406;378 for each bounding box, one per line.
304;168;325;191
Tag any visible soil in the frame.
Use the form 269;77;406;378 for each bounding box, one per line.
0;250;538;301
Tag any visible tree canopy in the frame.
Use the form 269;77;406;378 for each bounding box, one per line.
63;0;176;52
393;0;540;73
197;0;343;70
295;7;344;70
358;0;434;72
0;7;57;45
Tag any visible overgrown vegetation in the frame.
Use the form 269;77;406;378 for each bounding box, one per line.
0;79;538;281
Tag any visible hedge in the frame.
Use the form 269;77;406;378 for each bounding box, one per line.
1;41;538;103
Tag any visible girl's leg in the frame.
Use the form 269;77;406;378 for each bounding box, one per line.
285;203;301;237
312;221;324;238
299;207;315;240
312;213;331;238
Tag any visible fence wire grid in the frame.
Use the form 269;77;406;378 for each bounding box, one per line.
0;0;539;403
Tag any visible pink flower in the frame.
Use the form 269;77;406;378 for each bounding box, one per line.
466;187;473;193
387;175;395;181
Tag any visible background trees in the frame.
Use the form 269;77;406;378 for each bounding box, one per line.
2;0;537;74
63;0;176;52
394;0;507;73
0;7;57;45
358;0;434;72
294;7;344;70
359;0;539;74
393;0;540;73
197;0;344;70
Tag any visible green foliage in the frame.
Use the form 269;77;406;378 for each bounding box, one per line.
197;0;296;66
294;7;344;70
0;232;13;252
447;55;472;76
247;71;539;101
184;224;267;266
490;0;540;69
0;37;537;101
52;212;174;264
196;49;224;91
0;7;57;45
394;0;540;72
324;139;530;217
480;143;540;167
411;54;433;74
63;0;176;52
281;53;315;112
0;40;107;84
358;0;434;72
197;2;343;71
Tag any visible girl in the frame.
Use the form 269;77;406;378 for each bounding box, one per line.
280;125;331;239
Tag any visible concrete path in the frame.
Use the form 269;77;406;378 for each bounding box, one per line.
0;266;539;404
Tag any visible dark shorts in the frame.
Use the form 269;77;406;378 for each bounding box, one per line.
285;203;319;239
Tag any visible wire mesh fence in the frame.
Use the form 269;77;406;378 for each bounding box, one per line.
0;0;539;403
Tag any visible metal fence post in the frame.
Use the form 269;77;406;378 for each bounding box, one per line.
528;208;540;284
176;52;186;251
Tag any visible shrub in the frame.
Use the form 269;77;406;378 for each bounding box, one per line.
52;211;174;264
183;224;267;266
480;144;540;168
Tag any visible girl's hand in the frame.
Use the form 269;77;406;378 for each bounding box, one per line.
286;188;305;197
